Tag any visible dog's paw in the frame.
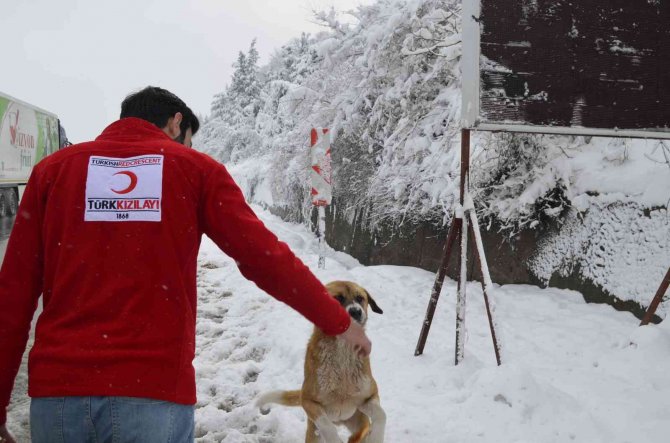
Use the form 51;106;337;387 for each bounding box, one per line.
255;392;274;414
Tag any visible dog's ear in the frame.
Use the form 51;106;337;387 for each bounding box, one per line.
364;290;383;314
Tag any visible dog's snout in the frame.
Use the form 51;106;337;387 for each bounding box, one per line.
348;307;363;321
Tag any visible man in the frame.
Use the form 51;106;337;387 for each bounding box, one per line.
0;86;371;442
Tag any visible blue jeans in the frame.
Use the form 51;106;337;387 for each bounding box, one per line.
30;396;195;443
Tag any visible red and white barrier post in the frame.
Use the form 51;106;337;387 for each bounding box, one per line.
310;128;332;269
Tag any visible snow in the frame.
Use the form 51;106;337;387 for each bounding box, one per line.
473;132;669;310
520;138;668;308
529;199;669;311
7;204;670;442
568;138;670;208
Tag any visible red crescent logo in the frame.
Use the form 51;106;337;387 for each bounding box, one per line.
112;171;138;194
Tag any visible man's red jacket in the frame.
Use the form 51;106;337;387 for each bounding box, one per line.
0;118;350;424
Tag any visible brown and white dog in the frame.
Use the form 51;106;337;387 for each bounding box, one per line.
257;281;386;443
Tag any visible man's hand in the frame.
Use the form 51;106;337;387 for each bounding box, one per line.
338;320;372;357
0;425;16;443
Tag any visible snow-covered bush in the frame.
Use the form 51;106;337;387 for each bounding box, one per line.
472;132;574;234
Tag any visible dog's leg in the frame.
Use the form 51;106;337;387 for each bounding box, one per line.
302;399;343;443
343;411;370;443
305;419;320;443
358;396;386;443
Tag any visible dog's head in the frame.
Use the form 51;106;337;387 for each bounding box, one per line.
325;281;383;326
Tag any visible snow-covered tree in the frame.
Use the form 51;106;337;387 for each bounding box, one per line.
200;40;263;162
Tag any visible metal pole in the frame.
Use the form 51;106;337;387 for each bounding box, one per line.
455;208;469;365
468;216;502;366
640;267;670;326
310;127;331;270
317;206;326;269
460;129;470;202
455;129;471;365
415;218;461;356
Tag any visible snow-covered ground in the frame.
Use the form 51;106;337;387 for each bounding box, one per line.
7;205;670;442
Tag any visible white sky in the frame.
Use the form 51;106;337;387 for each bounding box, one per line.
1;0;374;143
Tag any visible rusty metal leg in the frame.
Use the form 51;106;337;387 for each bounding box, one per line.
468;219;502;366
415;218;462;356
640;267;670;326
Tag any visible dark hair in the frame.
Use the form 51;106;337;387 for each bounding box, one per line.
174;109;200;145
180;108;200;137
121;86;198;135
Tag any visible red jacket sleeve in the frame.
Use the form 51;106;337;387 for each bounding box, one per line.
0;166;45;425
200;160;350;337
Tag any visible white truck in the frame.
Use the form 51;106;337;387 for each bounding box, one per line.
0;91;68;217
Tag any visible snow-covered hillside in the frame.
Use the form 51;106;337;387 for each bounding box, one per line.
8;205;670;442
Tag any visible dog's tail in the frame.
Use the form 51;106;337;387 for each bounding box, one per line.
256;390;301;413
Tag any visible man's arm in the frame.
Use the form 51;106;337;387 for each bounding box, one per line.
200;159;352;336
0;168;45;426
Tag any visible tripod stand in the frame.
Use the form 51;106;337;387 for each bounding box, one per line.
414;129;502;366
